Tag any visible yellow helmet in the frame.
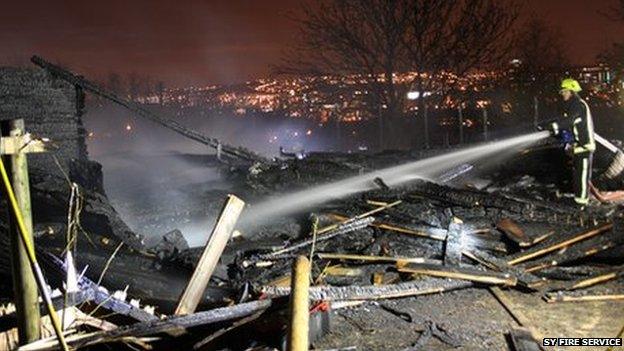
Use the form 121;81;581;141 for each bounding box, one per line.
560;78;582;93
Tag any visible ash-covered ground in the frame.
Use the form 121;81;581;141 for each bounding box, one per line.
88;135;624;350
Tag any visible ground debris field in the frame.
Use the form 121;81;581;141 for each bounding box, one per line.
0;63;623;351
3;139;624;351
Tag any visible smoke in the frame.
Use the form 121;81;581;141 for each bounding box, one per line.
82;101;330;244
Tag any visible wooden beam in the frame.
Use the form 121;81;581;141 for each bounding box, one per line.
4;119;41;344
174;195;245;315
566;269;623;290
318;200;401;235
316;252;441;265
20;300;272;351
521;231;620;273
329;214;445;241
464;250;545;288
0;135;47;155
496;219;553;248
544;293;624;303
507;223;613;266
397;262;517;286
287;256;310;351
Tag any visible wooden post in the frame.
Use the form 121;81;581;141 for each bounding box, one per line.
287;256;310;351
4;119;41;344
174;195;245;315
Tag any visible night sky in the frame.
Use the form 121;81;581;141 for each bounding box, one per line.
0;0;622;86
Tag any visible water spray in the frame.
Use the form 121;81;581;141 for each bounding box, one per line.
242;131;550;225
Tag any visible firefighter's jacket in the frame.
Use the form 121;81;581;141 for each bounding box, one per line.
551;95;596;154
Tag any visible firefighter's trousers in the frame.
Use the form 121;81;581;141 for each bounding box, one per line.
573;151;593;205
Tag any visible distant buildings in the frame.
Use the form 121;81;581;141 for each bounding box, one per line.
136;63;623;124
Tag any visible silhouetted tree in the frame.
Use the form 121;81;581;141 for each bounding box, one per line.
599;1;624;86
279;0;518;148
278;0;411;148
513;18;569;96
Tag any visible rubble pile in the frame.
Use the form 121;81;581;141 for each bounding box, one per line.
0;61;622;350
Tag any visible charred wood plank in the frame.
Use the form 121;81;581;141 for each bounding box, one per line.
251;217;375;264
316;252;441;265
21;300;272;350
329;214;446;241
546;266;624;292
543;292;624;303
463;250;545;288
519;231;622;273
397;262;517;286
497;219;553;247
42;253;158;322
261;277;472;301
506;223;613;266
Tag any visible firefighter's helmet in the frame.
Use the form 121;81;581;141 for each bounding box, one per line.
560;78;582;93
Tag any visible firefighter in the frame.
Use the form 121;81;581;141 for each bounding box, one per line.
549;78;596;207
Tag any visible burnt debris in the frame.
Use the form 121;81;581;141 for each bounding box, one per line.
0;60;622;350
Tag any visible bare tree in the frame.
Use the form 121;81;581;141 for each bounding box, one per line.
279;0;518;148
404;0;518;104
513;18;569;95
278;0;411;148
599;1;624;85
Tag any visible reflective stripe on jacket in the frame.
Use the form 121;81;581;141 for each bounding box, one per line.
551;95;595;154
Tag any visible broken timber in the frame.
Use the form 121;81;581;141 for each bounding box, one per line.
543;293;624;303
507;223;613;265
397;262;517;286
31;55;267;164
253;217;375;262
20;300;272;351
329;214;446;241
316;253;441;265
262;277;472;301
44;253;158;322
553;266;624;291
497;218;552;247
175;195;245;315
520;230;622;273
463;250;545;288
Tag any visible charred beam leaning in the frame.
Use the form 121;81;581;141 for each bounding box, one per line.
175;195;245;315
30;55;267;165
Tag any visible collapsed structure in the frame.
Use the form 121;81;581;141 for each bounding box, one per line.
0;58;621;350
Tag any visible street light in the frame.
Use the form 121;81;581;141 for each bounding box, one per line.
407;91;429;149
